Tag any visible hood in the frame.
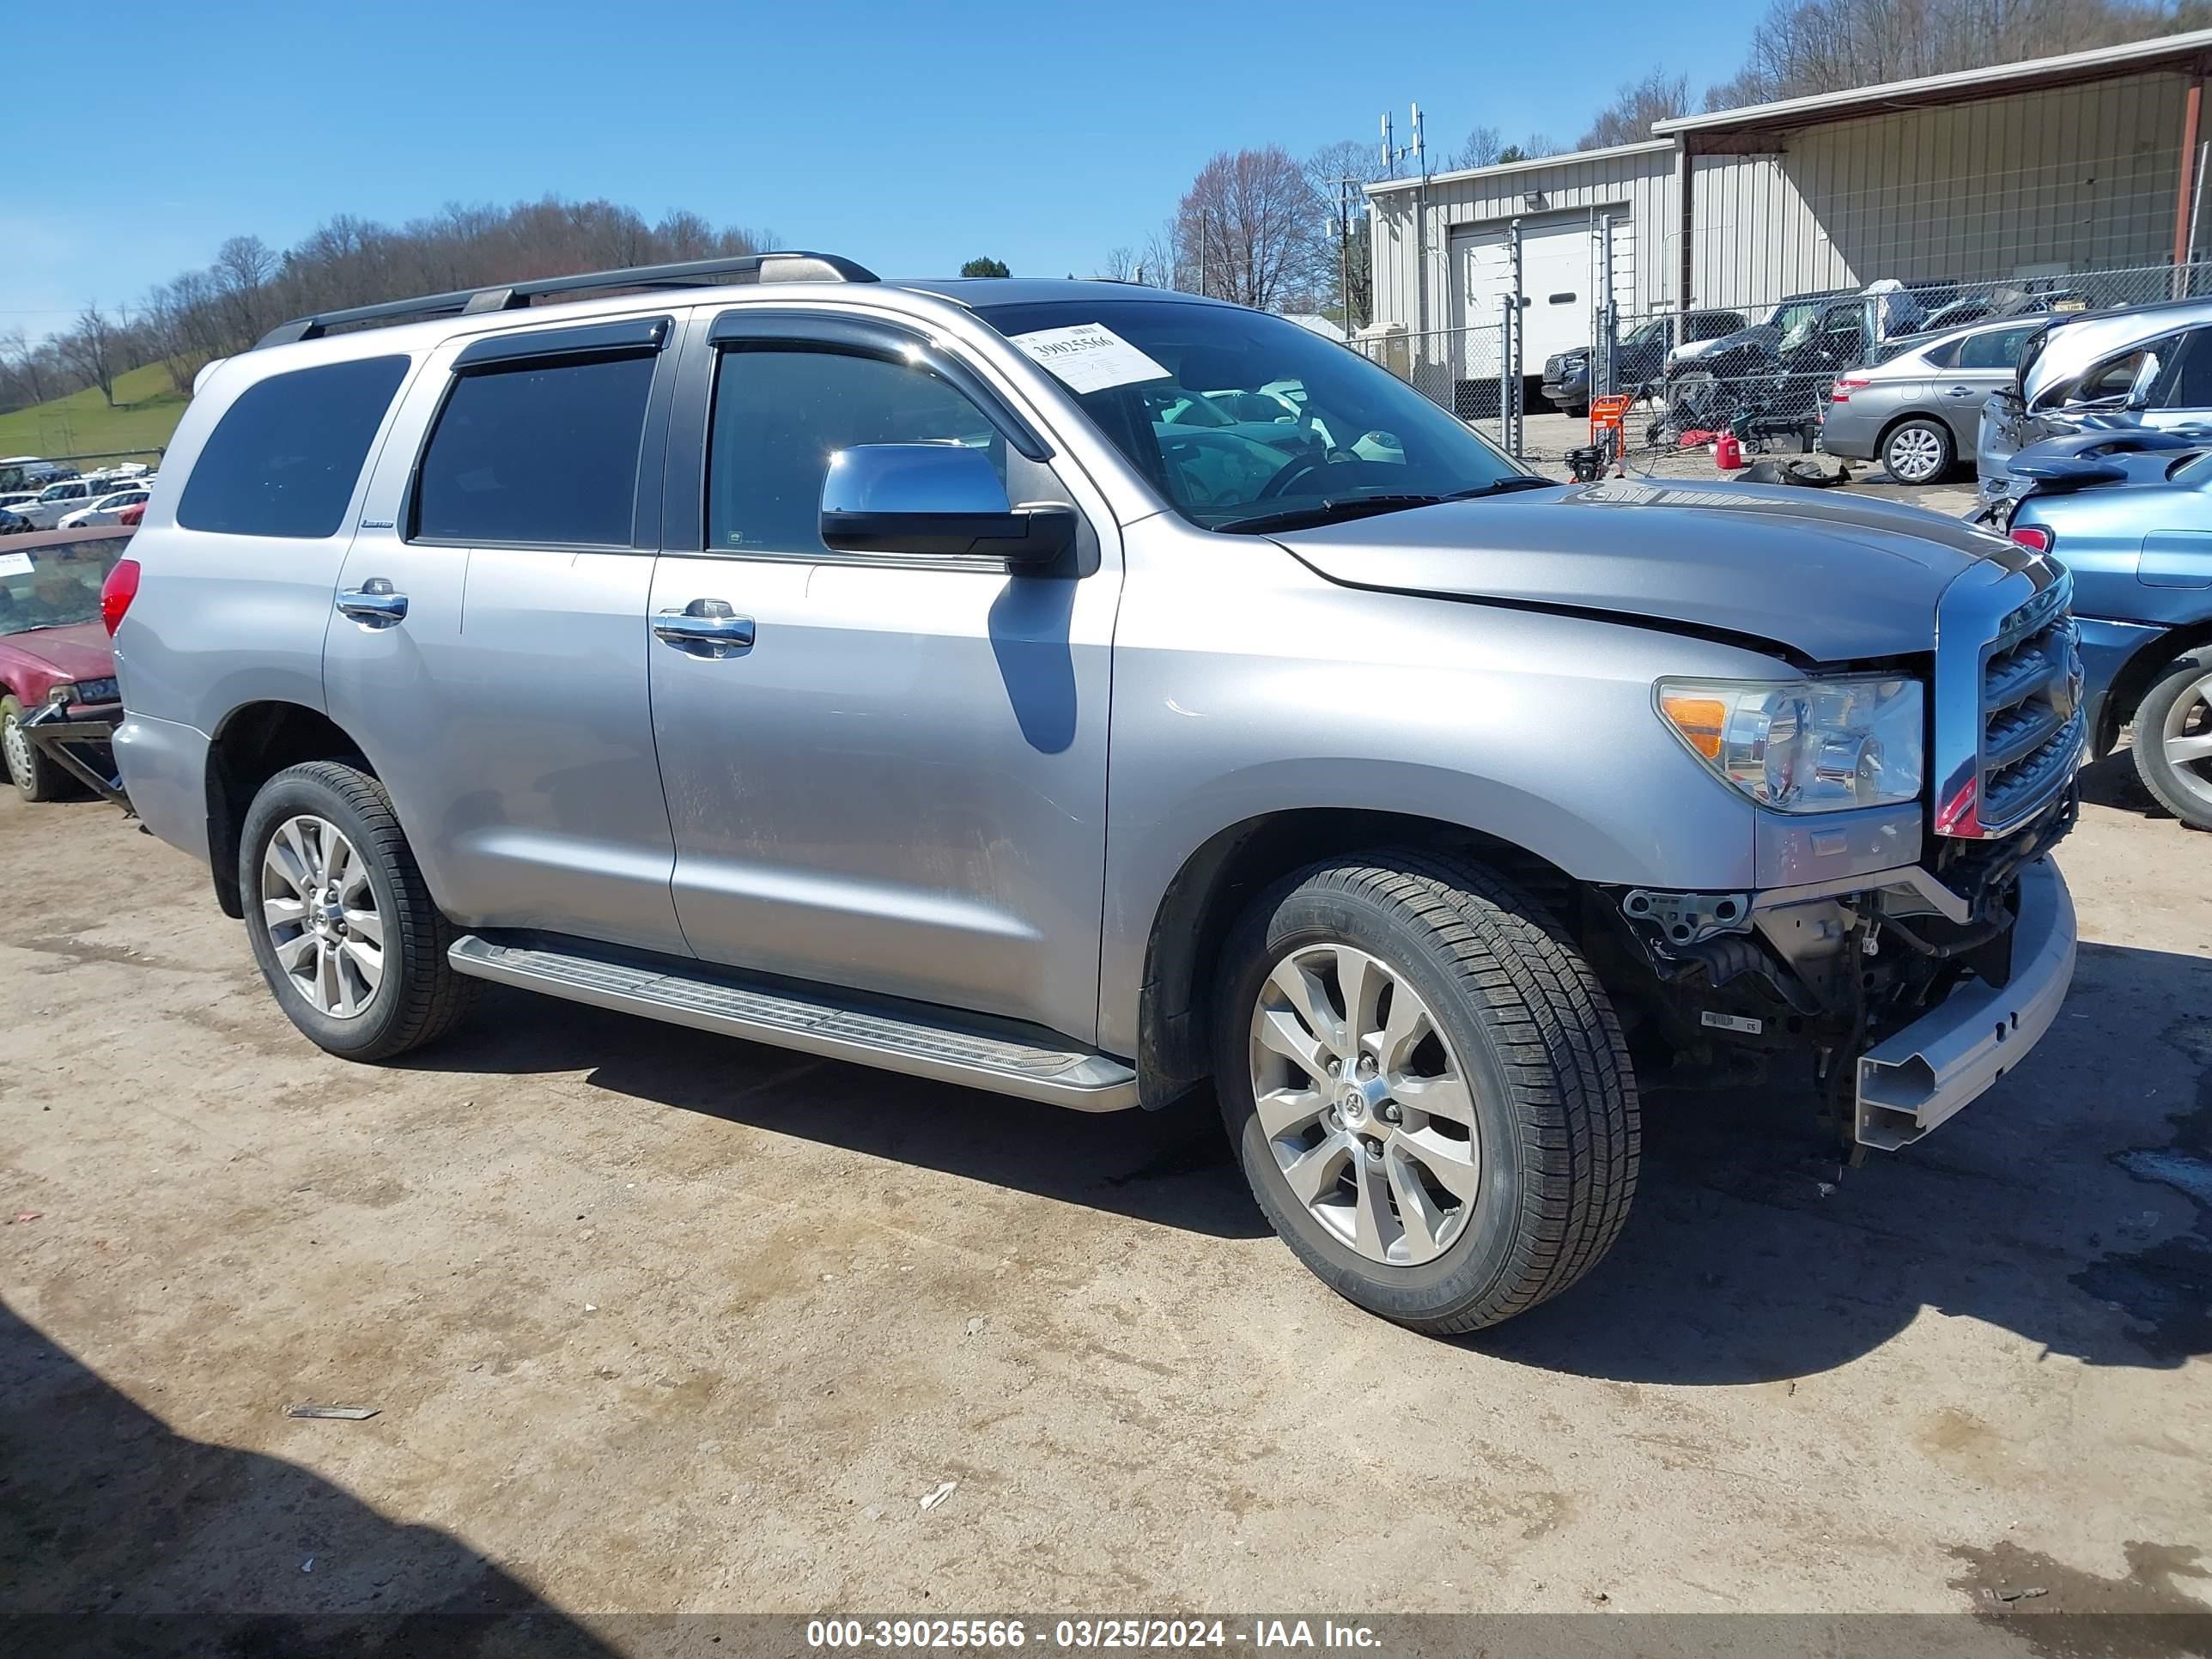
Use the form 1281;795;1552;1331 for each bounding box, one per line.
1272;478;2033;664
0;620;115;684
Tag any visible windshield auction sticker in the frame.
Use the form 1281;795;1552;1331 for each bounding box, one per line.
0;551;33;578
1009;323;1171;395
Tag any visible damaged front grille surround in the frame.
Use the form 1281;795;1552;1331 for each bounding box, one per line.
1931;561;2085;840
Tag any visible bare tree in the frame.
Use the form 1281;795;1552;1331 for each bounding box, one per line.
1449;125;1505;170
0;328;52;408
1304;138;1387;329
1176;146;1327;311
1578;70;1692;149
1714;0;2212;106
56;305;126;407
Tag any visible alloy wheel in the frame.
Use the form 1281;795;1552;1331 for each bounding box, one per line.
1;712;29;786
261;815;384;1018
2161;668;2212;817
1248;943;1481;1267
1886;424;1946;483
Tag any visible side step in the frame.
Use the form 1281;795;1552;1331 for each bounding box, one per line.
447;935;1139;1112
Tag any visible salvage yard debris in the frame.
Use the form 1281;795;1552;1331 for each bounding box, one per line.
284;1403;380;1420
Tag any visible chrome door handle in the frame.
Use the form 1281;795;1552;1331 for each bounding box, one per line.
1943;386;1975;398
653;599;755;656
335;579;407;626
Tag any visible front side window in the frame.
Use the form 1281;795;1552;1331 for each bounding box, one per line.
707;348;1005;555
975;299;1522;531
414;352;656;545
0;536;129;636
179;355;410;538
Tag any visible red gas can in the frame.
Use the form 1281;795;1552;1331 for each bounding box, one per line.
1715;430;1744;471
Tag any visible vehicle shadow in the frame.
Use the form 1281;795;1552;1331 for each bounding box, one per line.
1471;938;2212;1382
2075;745;2171;820
395;936;2210;1382
0;1297;612;1657
401;985;1267;1241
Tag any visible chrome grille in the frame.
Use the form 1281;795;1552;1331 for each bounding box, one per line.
1977;576;2082;835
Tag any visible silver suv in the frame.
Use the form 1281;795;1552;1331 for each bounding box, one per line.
108;252;2084;1332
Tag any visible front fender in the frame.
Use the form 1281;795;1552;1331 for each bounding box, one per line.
1097;528;1784;1056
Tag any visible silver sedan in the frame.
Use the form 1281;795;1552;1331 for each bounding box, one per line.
1819;315;2046;484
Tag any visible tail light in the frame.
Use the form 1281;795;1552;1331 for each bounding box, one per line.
100;557;140;636
1830;377;1870;403
2009;525;2053;553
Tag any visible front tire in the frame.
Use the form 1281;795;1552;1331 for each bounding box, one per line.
240;761;478;1060
1213;850;1639;1334
1881;416;1954;484
0;695;55;802
2132;651;2212;830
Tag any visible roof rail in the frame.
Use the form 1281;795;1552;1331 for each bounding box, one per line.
254;252;878;349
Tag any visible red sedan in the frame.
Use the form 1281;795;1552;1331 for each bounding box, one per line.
0;526;134;801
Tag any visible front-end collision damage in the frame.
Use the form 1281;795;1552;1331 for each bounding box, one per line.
1593;788;2077;1155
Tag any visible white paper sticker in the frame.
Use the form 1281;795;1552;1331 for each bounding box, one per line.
0;551;33;579
1010;323;1171;395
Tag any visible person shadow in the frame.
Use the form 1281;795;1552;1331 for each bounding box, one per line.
0;1297;614;1658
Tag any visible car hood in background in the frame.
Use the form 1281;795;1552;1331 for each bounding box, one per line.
0;620;116;684
1272;479;2037;663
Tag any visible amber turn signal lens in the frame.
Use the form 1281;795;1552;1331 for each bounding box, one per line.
1659;694;1727;760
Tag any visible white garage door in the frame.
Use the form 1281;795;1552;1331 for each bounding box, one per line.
1450;216;1595;366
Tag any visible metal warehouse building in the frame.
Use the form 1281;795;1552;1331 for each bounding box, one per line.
1368;28;2212;370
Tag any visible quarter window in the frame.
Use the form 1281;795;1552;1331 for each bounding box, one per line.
179;355;409;538
706;348;1005;555
413;352;657;545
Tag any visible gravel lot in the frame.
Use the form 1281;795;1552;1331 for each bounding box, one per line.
3;741;2208;1643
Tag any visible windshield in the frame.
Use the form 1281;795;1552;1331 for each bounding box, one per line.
0;537;128;636
975;299;1525;530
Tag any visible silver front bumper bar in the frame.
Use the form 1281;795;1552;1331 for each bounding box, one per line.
1855;859;2075;1151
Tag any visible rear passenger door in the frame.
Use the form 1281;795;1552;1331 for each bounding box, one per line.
324;315;691;956
646;308;1120;1042
1932;323;2040;441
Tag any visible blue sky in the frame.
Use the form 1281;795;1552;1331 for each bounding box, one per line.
0;1;1742;340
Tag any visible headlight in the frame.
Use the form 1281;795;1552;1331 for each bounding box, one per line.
44;683;76;706
1657;675;1923;812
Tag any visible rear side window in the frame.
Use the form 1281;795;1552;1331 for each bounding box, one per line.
413;354;656;546
179;355;409;538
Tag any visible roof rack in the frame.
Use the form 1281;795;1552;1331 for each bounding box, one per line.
254;252;878;349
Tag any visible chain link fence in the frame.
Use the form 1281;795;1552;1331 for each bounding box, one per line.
1349;320;1511;447
1358;252;2212;471
1584;258;2212;461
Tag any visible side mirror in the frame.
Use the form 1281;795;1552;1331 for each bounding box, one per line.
819;444;1075;566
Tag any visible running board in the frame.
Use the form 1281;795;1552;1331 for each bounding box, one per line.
447;934;1139;1112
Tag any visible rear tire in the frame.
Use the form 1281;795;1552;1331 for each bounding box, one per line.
2131;651;2212;831
1881;416;1954;484
240;761;479;1060
0;695;55;802
1213;849;1639;1334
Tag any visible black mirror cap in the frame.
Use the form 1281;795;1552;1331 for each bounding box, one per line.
820;502;1077;568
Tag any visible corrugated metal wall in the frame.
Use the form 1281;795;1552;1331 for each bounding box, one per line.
1368;68;2191;330
1368;142;1675;336
1690;69;2186;309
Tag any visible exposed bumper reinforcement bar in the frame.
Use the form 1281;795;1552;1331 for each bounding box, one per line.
1854;859;2075;1151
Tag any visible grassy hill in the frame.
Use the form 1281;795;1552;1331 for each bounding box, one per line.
0;363;187;465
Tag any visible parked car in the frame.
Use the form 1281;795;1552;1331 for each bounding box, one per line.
12;477;108;530
0;491;39;512
1819;315;2050;483
1666;287;1905;434
0;507;28;536
114;501;145;527
1920;280;2092;337
1978;296;2212;513
0;526;131;802
1991;434;2212;830
58;487;153;529
112;253;2082;1334
1542;310;1747;415
0;456;68;494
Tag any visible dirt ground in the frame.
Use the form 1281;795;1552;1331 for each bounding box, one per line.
3;744;2209;1647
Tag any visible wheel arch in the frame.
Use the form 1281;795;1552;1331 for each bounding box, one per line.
2094;617;2212;757
204;701;375;918
1135;809;1585;1109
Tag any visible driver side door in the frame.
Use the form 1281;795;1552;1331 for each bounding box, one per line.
646;310;1122;1044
